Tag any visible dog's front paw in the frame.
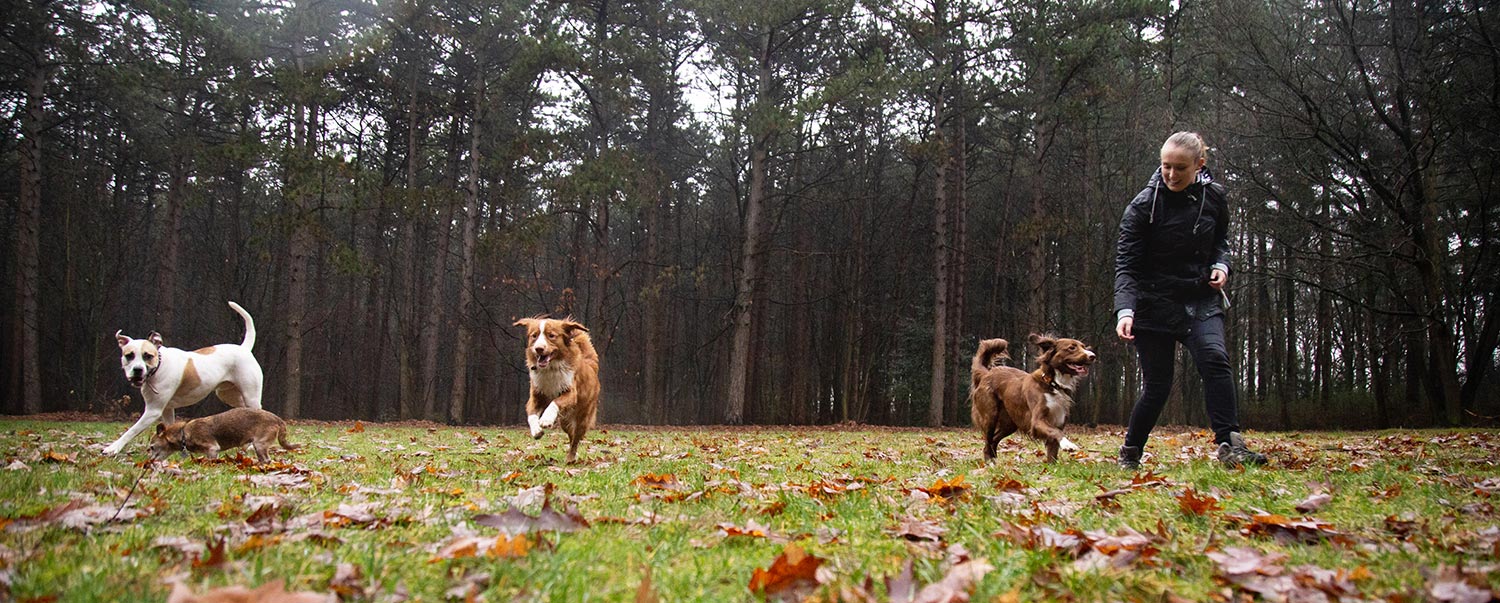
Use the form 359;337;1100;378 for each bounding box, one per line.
539;403;559;429
527;414;544;439
1058;438;1080;452
101;443;124;455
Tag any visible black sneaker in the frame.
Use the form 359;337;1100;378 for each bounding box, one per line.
1118;445;1142;470
1217;432;1267;468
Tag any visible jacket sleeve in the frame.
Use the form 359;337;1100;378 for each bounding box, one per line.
1209;183;1232;274
1114;193;1148;318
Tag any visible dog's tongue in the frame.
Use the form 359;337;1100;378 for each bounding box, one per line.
1070;364;1089;376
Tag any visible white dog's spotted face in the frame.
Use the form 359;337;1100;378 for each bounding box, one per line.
115;330;163;388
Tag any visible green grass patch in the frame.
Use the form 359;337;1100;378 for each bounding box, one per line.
0;421;1496;601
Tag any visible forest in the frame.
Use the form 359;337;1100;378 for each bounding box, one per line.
2;0;1497;429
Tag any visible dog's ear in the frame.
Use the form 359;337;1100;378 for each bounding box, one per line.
148;332;165;347
155;423;165;436
115;330;131;348
1028;333;1056;352
561;321;589;336
512;318;536;330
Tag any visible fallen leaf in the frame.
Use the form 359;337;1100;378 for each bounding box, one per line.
1294;492;1332;513
1206;546;1286;576
40;451;75;464
1231;513;1347;545
631;473;684;491
327;563;366;598
890;517;947;543
167;581;332;603
886;560;916;603
192;537;229;571
913;559;993;603
347;422;365;434
748;543;825;601
429;534;533;561
474;491;589;535
1176;487;1222;516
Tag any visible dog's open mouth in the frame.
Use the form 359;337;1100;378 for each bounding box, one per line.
128;376;145;387
1067;364;1090;376
534;353;552;370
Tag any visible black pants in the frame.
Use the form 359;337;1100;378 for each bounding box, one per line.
1124;314;1241;448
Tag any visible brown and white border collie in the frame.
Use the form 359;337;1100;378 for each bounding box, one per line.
970;334;1095;463
513;316;600;464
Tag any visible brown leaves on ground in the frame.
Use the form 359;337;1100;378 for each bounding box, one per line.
1207;546;1373;601
992;521;1163;570
1175;487;1222;516
429;534;535;562
4;498;157;532
843;556;994;603
1226;513;1349;545
748;543;825;602
1426;565;1496;603
890;517;948;543
472;487;589;535
167;581;332;603
908;475;971;503
1294;491;1333;513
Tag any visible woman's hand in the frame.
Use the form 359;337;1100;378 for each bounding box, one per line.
1116;316;1134;341
1209;268;1228;290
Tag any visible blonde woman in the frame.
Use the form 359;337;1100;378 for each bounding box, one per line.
1113;132;1266;469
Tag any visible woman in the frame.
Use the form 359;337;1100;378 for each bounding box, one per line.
1113;131;1266;469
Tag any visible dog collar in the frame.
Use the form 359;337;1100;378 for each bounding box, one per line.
1035;371;1074;397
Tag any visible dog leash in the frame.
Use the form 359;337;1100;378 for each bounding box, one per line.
109;461;151;523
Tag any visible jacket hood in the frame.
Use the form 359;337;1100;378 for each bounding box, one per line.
1146;165;1215;229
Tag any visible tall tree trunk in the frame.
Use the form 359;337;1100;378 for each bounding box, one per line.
422;110;464;422
14;64;47;414
449;80;483;425
928;95;950;428
725;29;774;426
159;157;185;336
283;102;315;418
397;80;421;420
643;166;668;424
1278;248;1296;426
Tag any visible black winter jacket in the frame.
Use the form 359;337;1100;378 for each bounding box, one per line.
1113;166;1232;336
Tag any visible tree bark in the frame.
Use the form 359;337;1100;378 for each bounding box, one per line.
14;64;47;414
282;100;315;419
725;29;774;426
928;94;950;428
450;79;484;425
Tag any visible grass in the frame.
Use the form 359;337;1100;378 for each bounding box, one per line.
0;420;1497;602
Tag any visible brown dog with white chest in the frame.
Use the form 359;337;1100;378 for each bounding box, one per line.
970;333;1095;463
148;407;298;463
513;316;600;464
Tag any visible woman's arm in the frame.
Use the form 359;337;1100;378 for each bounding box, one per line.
1114;195;1149;339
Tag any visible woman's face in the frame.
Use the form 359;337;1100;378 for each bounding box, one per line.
1159;143;1205;192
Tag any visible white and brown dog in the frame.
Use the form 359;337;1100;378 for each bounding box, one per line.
970;334;1094;463
103;301;264;455
513;316;599;464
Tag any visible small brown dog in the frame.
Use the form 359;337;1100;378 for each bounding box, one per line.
513;316;600;464
148;407;298;463
970;334;1095;463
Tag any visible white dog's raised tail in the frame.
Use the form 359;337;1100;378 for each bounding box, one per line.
228;301;256;351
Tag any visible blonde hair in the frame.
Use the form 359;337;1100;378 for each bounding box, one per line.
1164;131;1208;161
